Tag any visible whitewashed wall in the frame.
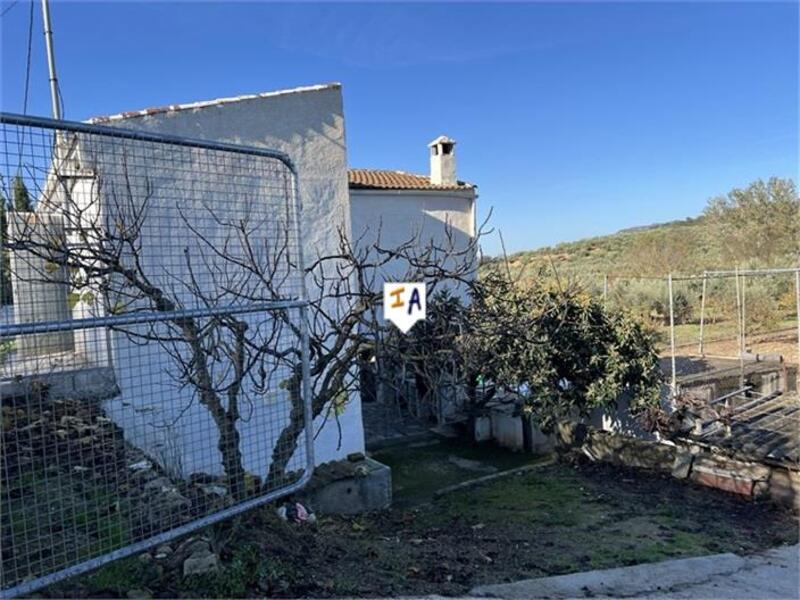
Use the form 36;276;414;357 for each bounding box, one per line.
349;188;477;302
75;84;364;477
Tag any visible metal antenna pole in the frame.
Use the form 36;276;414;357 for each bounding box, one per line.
41;0;61;119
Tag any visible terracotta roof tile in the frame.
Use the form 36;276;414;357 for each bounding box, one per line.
348;169;473;191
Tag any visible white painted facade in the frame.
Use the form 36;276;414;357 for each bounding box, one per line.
71;83;364;478
12;84;479;481
348;137;478;299
350;188;476;287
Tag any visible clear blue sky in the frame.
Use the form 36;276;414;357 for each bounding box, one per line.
2;1;797;255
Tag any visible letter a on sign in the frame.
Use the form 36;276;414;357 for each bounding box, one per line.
383;282;427;333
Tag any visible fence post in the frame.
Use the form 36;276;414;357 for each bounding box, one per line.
603;274;608;305
795;268;799;389
741;272;746;354
734;266;744;388
668;273;677;399
698;271;707;356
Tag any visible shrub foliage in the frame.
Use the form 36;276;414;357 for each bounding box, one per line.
394;269;663;431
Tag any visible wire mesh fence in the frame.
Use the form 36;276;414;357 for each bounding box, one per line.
588;271;799;361
0;113;312;596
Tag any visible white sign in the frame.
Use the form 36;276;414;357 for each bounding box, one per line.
383;282;426;334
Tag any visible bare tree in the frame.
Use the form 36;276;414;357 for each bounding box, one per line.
4;163;483;499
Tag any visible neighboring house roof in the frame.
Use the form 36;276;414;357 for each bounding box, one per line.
348;169;474;191
87;83;341;124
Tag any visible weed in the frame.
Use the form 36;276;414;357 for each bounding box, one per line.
185;544;298;598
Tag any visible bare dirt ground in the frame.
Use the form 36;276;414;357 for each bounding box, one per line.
668;327;798;364
702;328;797;363
43;440;798;599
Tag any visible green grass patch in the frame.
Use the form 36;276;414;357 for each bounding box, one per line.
438;468;583;526
80;556;148;594
2;465;133;585
373;438;542;506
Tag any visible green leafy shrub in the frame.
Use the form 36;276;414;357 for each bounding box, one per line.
397;269;663;431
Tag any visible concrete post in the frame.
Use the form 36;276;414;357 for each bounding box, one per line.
8;212;74;357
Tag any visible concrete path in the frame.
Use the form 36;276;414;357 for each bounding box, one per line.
470;544;799;599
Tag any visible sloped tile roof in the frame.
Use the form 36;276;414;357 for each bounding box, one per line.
348;169;473;191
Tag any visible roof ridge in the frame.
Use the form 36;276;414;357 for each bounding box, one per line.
87;82;342;124
349;167;425;175
348;168;474;191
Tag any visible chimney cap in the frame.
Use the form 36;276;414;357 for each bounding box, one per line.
428;135;456;147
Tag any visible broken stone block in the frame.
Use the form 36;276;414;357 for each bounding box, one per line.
198;484;227;497
688;455;770;497
183;548;219;576
583;430;677;472
144;477;177;494
154;544;173;560
767;468;800;511
752;480;770;498
671;450;694;479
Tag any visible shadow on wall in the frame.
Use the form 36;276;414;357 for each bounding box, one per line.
353;210;475;297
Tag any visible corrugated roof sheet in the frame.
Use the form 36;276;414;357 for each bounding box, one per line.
348;169;473;191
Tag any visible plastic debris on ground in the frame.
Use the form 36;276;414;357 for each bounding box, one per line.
276;501;317;524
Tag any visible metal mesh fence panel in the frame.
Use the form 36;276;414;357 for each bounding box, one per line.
0;113;312;596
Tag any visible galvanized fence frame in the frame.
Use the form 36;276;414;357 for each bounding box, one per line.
0;112;313;597
584;269;798;398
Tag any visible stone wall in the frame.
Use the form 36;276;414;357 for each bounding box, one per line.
557;422;800;512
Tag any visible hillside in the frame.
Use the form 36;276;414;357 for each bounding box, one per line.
483;215;719;283
485;177;798;283
481;178;798;351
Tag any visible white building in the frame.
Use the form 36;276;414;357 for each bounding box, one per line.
348;135;478;292
84;83;362;478
9;82;478;480
347;137;478;426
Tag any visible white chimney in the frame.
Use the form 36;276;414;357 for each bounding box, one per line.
429;135;457;186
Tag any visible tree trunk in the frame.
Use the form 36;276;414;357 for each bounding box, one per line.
218;413;247;501
265;370;305;489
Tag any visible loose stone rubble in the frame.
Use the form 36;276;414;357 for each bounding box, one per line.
1;393;233;587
